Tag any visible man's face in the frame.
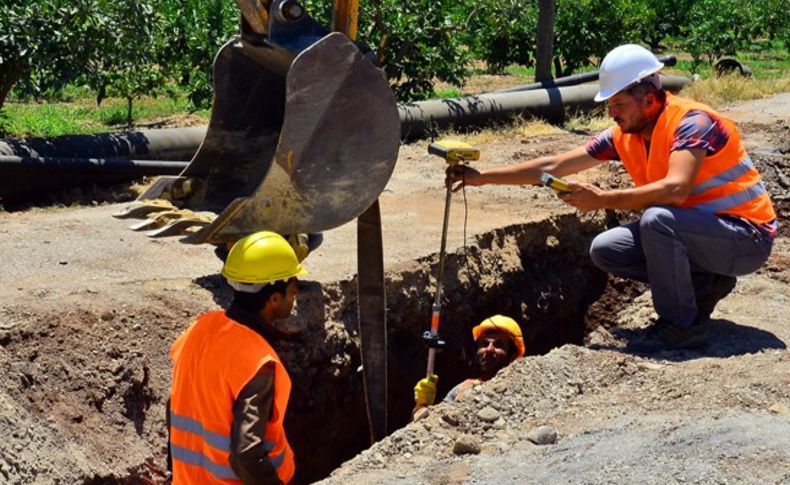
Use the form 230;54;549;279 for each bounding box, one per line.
607;91;652;134
475;330;512;375
274;278;299;319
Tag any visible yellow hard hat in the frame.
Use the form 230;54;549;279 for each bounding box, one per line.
222;231;307;291
472;315;525;358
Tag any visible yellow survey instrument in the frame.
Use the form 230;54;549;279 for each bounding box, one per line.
539;172;572;193
428;140;481;165
423;140;480;379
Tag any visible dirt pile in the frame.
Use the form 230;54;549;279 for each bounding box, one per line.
323;246;790;485
0;94;787;484
323;341;789;484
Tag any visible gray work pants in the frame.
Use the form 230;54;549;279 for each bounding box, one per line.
589;206;774;326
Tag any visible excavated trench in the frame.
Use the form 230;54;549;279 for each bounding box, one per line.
271;212;645;484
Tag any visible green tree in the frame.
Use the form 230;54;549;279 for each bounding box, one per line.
0;0;100;110
462;0;540;74
157;0;238;110
636;0;696;50
748;0;790;47
553;0;646;76
684;0;753;68
298;0;471;101
358;0;470;101
81;1;167;125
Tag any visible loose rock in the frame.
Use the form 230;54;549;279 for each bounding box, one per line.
453;434;481;455
527;425;558;445
477;406;500;423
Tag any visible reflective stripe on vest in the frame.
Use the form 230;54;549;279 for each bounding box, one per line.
170;443;239;481
170;411;285;476
170;412;231;451
693;180;767;213
690;156;754;196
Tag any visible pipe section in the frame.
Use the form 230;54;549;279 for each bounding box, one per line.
494;55;677;94
0;127;206;161
0;155;188;173
399;75;690;140
0;155;187;201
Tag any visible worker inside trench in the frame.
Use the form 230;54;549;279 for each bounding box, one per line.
281;215;645;484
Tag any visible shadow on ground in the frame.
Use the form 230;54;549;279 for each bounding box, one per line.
602;318;786;361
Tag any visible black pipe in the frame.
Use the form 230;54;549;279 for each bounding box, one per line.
399;74;690;141
0;127;205;161
0;155;187;201
0;155;187;173
494;55;677;94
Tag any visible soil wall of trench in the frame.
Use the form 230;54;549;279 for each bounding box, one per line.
0;211;621;484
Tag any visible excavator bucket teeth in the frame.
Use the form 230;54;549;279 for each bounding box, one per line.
122;30;399;244
146;218;211;238
112;198;177;219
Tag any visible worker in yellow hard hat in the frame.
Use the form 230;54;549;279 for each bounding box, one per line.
168;231;306;484
414;315;525;413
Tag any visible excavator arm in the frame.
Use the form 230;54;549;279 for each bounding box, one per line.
116;0;392;444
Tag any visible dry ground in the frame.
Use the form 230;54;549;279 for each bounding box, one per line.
0;94;787;484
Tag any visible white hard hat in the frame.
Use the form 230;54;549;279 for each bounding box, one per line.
595;44;664;102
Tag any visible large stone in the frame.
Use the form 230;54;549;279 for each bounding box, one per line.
453;434;481;455
477;406;500;423
527;425;558;445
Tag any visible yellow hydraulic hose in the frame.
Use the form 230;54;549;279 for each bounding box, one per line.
332;0;359;39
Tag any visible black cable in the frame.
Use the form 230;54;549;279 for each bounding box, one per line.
462;163;468;253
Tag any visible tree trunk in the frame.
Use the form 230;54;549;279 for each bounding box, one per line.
0;60;25;112
126;97;133;127
535;0;555;82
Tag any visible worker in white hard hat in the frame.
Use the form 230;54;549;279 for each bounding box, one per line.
413;315;525;414
447;44;776;353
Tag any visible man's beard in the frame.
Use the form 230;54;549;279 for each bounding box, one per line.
479;356;507;375
619;115;650;134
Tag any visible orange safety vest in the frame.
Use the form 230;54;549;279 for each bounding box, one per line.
169;311;295;484
612;93;775;224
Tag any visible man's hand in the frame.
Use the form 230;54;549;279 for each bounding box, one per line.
445;165;485;192
559;181;609;212
414;375;438;406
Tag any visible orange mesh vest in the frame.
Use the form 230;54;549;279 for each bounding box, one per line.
169;311;295;484
612;93;775;224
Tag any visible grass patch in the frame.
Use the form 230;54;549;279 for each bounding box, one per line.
681;74;790;107
665;39;790;80
504;65;534;77
563;111;611;134
1;94;209;138
430;117;566;146
432;86;463;99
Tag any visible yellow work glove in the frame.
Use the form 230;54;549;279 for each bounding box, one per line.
414;375;438;407
287;234;310;263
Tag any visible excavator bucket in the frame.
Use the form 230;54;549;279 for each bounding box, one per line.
115;0;400;244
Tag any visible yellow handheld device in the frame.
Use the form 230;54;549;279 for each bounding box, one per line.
539;172;572;193
428;140;481;165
